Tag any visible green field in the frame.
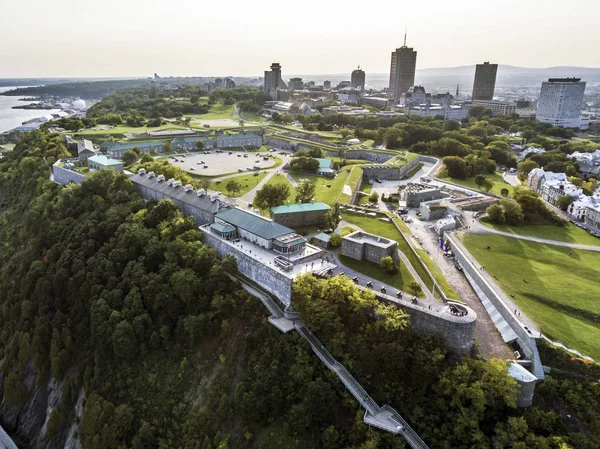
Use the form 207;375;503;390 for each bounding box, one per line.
209;172;268;197
338;166;363;204
342;214;459;300
462;233;600;360
438;171;514;197
187;104;236;120
288;168;352;205
481;220;600;247
338;255;421;297
263;174;296;204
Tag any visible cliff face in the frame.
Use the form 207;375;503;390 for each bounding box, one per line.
0;364;83;449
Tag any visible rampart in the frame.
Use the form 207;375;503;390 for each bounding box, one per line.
201;228;293;307
51;161;86;185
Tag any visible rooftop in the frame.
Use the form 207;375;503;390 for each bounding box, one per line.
316;158;333;169
216;207;294;240
271;201;331;215
88;154;122;166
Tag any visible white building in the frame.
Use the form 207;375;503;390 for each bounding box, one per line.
536;78;586;128
518;146;546;161
540;179;582;206
471;99;517;116
407;104;468;120
527;168;567;193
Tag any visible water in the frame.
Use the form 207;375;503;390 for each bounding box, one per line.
0;86;60;133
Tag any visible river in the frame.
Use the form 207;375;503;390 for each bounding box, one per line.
0;86;60;134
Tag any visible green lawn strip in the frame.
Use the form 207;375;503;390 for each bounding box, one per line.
209;172;268;197
462;233;600;360
342;214;440;298
287;171;345;205
186;104;236;120
338;166;363;205
331;158;365;166
403;163;424;179
438;171;514;197
239;112;268;122
480;219;600;246
338;255;420;297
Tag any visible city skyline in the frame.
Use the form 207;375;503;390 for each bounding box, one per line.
1;0;599;78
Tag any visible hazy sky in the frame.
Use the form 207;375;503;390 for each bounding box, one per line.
1;0;598;78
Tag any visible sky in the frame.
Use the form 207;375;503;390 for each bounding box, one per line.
0;0;599;78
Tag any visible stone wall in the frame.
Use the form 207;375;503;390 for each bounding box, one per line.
446;233;544;379
271;209;328;228
341;232;399;263
52;163;86;185
264;135;314;153
202;229;293;307
372;289;476;355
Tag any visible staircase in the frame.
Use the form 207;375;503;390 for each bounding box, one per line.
235;276;430;448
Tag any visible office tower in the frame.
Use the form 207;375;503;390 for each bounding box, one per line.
537;78;586;128
472;62;498;101
324;80;331;90
351;66;366;90
389;40;417;99
264;63;288;100
289;78;304;90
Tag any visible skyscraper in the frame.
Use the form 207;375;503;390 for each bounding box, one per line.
472;62;498;101
389;34;417;99
351;66;366;90
264;63;288;100
537;78;586;128
323;80;331;90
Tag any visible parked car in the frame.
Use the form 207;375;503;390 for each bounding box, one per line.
189;167;195;171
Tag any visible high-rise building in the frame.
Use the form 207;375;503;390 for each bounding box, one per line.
389;35;417;99
351;66;366;90
472;62;497;101
289;78;304;90
323;80;331;90
264;63;288;100
537;78;586;128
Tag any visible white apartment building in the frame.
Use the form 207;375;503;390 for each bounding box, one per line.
536;78;586;128
541;179;582;206
471;99;517;116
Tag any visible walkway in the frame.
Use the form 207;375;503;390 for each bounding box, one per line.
235;276;429;449
468;217;600;252
0;425;18;449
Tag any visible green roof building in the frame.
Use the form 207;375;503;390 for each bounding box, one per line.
316;158;335;176
87;155;124;173
270;200;331;228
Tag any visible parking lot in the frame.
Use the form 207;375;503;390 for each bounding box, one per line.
169;151;278;176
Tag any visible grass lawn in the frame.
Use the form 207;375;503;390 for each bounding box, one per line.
338;166;363;204
357;182;372;205
438;171;514;197
264;174;296;202
187;104;235;120
481;219;600;247
209;172;268;197
72;124;188;139
342;214;458;300
338;255;422;297
239;112;268;122
288;169;352;206
462;233;600;360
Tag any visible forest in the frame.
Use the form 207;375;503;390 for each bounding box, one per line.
0;80;149;99
0;130;598;449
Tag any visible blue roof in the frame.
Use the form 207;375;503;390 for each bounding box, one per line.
210;222;236;233
88;155;122;166
271;201;330;215
313;233;331;242
216;207;293;240
316;158;333;169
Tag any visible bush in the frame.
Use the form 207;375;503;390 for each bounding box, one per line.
329;233;342;248
380;256;399;274
368;192;379;203
486;204;506;225
407;281;422;296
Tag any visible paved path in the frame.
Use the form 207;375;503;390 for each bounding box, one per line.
0;425;18;449
468;216;600;252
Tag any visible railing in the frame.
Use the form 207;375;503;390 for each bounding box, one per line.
234;275;428;448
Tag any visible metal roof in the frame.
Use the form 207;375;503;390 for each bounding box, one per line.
216;207;293;240
271;202;331;215
129;174;223;214
316;158;333;169
313;233;331;242
88;155;122;166
210;222;236;233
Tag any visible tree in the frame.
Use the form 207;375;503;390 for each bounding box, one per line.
443;156;468;179
443;120;461;132
131;146;141;156
323;203;341;229
475;175;486;188
122;150;138;165
407;281;422;296
500;199;525;226
195;140;205;151
557;194;575;212
340;128;352;139
329;233;342;248
486;204;506;224
296;181;316;203
368;191;379;203
225;179;242;196
500;188;509;197
480;178;494;192
254;183;290;210
380;256;399;274
197;177;211;192
163;141;172;153
140;153;154;163
517;159;539;176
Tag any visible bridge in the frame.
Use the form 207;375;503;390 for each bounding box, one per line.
236;277;429;449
